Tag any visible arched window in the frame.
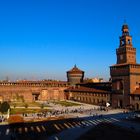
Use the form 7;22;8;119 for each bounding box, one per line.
128;39;131;44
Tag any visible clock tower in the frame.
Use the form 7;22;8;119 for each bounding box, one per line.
110;24;140;108
116;24;136;64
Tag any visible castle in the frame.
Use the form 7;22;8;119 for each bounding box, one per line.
66;23;140;110
0;23;140;110
110;24;140;108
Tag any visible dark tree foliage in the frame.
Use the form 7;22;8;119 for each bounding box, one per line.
0;101;10;113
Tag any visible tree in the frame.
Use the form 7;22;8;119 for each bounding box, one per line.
0;101;10;113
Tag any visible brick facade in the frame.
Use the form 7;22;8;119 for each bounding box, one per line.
110;24;140;109
0;81;68;102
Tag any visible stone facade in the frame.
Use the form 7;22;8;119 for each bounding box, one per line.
0;81;68;102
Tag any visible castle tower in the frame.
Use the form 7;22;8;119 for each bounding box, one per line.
117;24;136;64
67;65;84;85
110;24;140;108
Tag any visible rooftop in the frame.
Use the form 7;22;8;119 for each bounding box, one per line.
65;86;110;94
67;65;84;74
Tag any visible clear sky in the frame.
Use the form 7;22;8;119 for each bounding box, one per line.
0;0;140;81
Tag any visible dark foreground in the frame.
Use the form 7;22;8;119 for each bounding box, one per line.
0;113;140;140
77;122;140;140
0;117;84;140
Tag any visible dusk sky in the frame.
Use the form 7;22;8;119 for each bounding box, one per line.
0;0;140;81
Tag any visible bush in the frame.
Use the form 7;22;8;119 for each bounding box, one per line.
8;115;24;124
0;101;10;113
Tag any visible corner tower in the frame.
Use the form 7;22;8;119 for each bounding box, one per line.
67;65;84;85
110;24;140;108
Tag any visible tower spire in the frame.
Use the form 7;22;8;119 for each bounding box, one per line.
122;23;129;36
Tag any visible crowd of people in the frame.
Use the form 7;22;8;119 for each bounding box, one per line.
21;106;109;120
0;101;133;122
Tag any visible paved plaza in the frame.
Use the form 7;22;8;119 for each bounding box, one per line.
0;101;140;140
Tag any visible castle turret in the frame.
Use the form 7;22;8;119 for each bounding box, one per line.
67;65;84;85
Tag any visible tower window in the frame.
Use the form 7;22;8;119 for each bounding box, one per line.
128;39;131;44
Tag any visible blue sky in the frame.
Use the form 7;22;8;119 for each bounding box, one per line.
0;0;140;81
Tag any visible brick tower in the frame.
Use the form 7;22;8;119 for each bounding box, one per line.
110;24;140;108
67;65;84;85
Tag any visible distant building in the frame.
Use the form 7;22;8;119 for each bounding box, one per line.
84;78;103;83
